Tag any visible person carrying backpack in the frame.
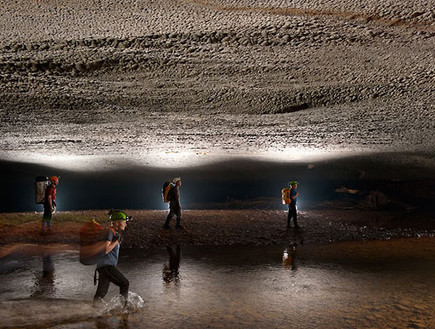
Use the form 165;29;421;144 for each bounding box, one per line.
287;181;300;229
94;210;132;305
41;176;59;233
163;177;183;229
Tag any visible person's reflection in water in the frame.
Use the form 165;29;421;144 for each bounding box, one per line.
282;243;298;271
163;245;181;284
31;252;55;298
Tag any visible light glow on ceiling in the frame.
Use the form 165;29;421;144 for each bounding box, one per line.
1;147;359;171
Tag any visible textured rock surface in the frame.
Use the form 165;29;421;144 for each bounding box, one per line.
0;0;434;167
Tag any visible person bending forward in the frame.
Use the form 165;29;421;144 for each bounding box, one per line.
94;210;131;303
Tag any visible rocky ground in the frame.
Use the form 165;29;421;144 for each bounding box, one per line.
0;0;434;168
1;209;434;252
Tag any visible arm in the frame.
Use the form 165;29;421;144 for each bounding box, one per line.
104;239;119;254
291;191;299;200
104;229;119;254
47;194;54;212
173;188;181;208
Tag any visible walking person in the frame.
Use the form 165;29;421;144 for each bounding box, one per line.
287;181;299;229
164;177;183;229
41;176;59;233
94;210;131;304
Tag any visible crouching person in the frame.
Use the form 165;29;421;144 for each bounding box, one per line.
94;210;132;304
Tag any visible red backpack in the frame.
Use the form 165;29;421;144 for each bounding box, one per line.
79;219;108;265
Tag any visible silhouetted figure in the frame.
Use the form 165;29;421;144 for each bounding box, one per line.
164;178;183;229
287;181;299;229
163;245;181;284
41;176;59;233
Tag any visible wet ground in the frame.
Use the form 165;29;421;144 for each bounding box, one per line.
1;209;434;250
0;238;434;328
0;1;433;326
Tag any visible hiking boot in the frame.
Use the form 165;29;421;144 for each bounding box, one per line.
122;296;128;308
163;225;171;229
175;225;183;230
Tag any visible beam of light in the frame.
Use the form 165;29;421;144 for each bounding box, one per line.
1;152;111;172
258;147;359;163
148;150;216;168
1;147;362;172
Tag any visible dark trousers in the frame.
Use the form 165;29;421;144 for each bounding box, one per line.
94;265;129;301
42;204;52;229
287;203;298;227
164;207;181;227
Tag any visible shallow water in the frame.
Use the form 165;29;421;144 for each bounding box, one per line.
0;238;434;329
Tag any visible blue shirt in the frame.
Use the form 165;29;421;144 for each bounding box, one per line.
290;189;298;204
97;229;119;268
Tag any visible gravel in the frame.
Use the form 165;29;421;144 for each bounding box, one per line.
2;209;434;248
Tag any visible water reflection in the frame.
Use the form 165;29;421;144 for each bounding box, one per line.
1;239;434;329
282;243;298;270
0;241;76;301
31;253;55;298
162;245;181;284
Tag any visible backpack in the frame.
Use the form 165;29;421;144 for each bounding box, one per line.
162;180;175;203
34;176;49;204
281;188;292;205
79;219;108;265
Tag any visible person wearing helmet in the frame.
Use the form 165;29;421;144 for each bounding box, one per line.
41;176;59;233
164;177;183;229
287;181;300;229
94;210;132;304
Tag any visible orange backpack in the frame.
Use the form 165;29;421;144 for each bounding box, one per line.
162;180;174;203
281;188;292;205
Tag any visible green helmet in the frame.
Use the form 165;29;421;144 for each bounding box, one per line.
109;210;132;222
289;181;298;186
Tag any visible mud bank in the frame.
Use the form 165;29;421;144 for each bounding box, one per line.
1;209;434;251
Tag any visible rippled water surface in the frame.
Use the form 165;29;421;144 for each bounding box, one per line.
1;238;434;328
